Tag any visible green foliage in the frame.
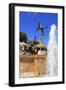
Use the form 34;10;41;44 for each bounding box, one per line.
20;32;28;42
27;37;39;46
27;40;33;45
33;36;39;45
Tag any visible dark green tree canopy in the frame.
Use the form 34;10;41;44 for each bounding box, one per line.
20;32;28;43
33;36;39;45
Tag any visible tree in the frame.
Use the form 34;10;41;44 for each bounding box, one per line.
20;32;28;42
33;36;39;45
27;40;33;45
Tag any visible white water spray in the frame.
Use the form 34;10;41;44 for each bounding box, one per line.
47;24;58;76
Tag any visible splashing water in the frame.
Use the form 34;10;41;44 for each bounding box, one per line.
47;24;58;76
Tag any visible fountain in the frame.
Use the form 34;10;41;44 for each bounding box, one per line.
47;24;58;76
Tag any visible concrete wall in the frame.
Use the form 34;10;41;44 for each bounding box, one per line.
19;55;47;77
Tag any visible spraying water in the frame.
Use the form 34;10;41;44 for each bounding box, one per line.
47;24;58;76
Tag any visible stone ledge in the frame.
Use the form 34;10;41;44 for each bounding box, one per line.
19;54;47;59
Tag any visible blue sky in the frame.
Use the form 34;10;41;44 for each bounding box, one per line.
19;12;58;46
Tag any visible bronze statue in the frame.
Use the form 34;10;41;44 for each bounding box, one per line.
37;22;48;41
